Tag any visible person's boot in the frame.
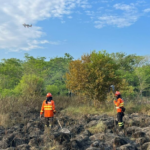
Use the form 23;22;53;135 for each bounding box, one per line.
115;120;118;126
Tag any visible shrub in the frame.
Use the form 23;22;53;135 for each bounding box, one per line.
0;89;15;98
46;85;59;96
14;74;45;97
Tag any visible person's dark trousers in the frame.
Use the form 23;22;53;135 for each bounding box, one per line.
117;112;124;130
45;117;53;127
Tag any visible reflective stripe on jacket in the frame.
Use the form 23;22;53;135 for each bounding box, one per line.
114;98;124;113
40;100;56;117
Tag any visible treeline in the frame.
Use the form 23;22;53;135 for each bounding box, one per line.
0;53;73;98
0;51;150;101
66;51;150;103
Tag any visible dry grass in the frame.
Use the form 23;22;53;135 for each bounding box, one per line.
0;95;44;127
41;145;60;150
62;100;115;118
88;121;106;134
125;101;150;114
62;97;150;118
53;95;83;110
62;106;100;115
0;95;43;114
1;94;150;128
0;113;10;128
49;146;60;150
41;128;60;150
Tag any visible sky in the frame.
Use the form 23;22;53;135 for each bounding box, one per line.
0;0;150;60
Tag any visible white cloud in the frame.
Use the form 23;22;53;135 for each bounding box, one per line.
0;0;88;51
95;3;139;28
78;0;91;9
113;3;136;12
95;15;138;28
144;8;150;13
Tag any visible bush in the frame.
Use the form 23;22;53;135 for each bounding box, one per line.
0;89;15;98
46;85;59;96
14;74;45;97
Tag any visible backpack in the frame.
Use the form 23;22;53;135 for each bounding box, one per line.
121;107;126;112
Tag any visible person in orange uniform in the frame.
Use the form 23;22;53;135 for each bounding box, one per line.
40;93;56;128
114;91;125;130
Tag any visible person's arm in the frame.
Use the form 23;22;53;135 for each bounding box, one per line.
40;101;44;117
52;101;56;113
114;99;120;107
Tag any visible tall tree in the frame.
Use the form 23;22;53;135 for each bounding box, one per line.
45;53;73;94
23;53;47;77
66;50;123;103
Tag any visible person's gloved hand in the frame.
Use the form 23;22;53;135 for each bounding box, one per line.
53;110;56;114
114;100;117;103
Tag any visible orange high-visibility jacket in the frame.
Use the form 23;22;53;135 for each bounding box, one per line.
40;100;56;117
114;98;124;113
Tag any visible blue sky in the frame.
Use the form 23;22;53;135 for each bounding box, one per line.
0;0;150;60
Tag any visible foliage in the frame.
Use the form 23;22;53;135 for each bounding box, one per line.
110;52;150;97
44;53;73;94
23;53;47;77
66;50;123;102
0;53;73;97
0;51;150;103
135;65;150;96
0;58;23;89
120;85;135;98
0;89;15;98
14;74;45;98
46;85;59;96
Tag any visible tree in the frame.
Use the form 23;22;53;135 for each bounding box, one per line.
135;65;150;96
14;74;45;98
110;52;144;95
44;53;73;94
110;52;144;71
66;50;123;103
46;85;59;96
23;53;47;77
0;58;23;89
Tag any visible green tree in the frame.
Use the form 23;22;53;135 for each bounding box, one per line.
14;74;45;98
110;52;145;96
45;53;73;94
46;85;59;96
23;53;47;77
0;58;23;89
135;65;150;96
